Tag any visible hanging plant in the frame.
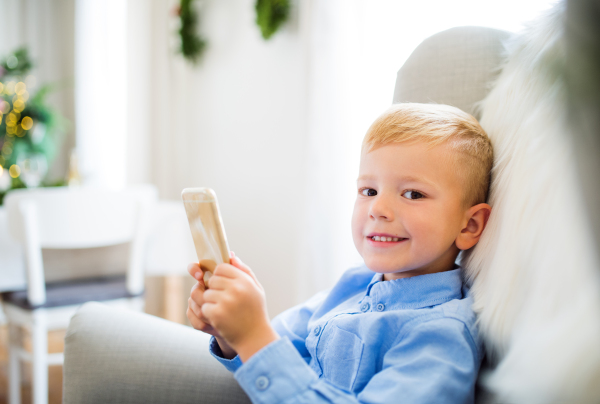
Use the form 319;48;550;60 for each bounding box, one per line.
255;0;291;40
174;0;291;63
176;0;207;64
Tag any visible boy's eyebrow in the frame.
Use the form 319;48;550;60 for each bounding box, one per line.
357;174;437;187
357;175;374;182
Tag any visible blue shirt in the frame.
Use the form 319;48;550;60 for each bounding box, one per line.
210;265;482;404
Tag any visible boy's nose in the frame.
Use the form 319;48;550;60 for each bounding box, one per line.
369;197;394;221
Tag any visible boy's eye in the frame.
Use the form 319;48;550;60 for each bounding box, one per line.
360;188;377;196
402;190;424;200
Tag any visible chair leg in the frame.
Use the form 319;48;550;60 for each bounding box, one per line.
8;324;21;404
31;316;48;404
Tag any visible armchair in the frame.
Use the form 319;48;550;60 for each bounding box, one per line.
62;25;509;404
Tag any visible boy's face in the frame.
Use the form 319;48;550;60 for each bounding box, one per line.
352;142;469;280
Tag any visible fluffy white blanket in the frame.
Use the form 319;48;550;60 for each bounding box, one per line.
462;3;600;402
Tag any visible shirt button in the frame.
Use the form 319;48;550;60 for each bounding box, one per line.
313;325;322;336
255;376;270;390
360;302;370;312
376;303;385;312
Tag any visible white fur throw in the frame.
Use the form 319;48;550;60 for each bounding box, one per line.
462;3;600;403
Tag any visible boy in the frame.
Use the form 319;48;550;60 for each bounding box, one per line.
187;103;492;403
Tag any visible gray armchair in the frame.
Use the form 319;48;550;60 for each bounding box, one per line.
63;26;510;404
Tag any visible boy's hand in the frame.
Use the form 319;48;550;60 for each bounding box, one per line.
187;262;236;358
202;254;279;362
186;266;219;337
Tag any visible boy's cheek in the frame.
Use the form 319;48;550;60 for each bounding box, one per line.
350;211;365;251
351;232;364;257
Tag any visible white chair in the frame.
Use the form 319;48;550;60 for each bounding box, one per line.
1;185;157;404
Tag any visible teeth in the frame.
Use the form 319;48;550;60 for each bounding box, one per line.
371;236;402;242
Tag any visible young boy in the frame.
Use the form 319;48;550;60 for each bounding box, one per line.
187;103;492;403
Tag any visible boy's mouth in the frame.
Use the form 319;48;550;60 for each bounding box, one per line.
367;234;407;243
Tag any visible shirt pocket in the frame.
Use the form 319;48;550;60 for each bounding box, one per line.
320;326;364;392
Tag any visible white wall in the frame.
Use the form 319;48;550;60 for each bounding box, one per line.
85;0;558;317
125;0;308;317
180;1;307;317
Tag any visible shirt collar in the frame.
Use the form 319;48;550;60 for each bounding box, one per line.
362;268;464;310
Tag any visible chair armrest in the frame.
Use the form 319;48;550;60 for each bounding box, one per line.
63;302;249;404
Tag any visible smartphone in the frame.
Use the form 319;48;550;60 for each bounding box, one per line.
181;188;230;288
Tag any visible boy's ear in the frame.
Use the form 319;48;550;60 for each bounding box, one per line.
455;203;492;251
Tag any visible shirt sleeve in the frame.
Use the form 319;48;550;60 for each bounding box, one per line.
209;289;330;372
208;336;243;372
232;317;480;404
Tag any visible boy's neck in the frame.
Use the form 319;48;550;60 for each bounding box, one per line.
382;250;459;281
382;266;456;281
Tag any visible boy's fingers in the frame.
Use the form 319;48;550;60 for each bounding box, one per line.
201;301;217;320
190;282;205;304
203;288;220;304
187;262;203;280
187;306;209;331
213;263;242;279
190;280;204;294
207;275;232;291
190;281;206;300
230;255;260;285
214;259;256;282
188;297;203;318
187;262;199;276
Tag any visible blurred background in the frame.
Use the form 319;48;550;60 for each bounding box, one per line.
0;0;557;313
0;0;558;401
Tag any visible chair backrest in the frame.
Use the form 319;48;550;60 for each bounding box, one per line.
4;185;158;305
5;186;155;248
393;26;511;120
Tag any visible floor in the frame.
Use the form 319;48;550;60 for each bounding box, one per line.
0;275;195;404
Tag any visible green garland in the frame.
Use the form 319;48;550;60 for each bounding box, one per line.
176;0;291;63
177;0;207;64
255;0;291;40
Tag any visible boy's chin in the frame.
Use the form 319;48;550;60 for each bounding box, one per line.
364;258;409;275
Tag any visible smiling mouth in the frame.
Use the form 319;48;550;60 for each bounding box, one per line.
368;236;406;242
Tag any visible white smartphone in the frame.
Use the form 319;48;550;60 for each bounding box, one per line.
181;188;230;288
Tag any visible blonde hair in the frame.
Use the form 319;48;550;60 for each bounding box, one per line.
362;103;493;206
